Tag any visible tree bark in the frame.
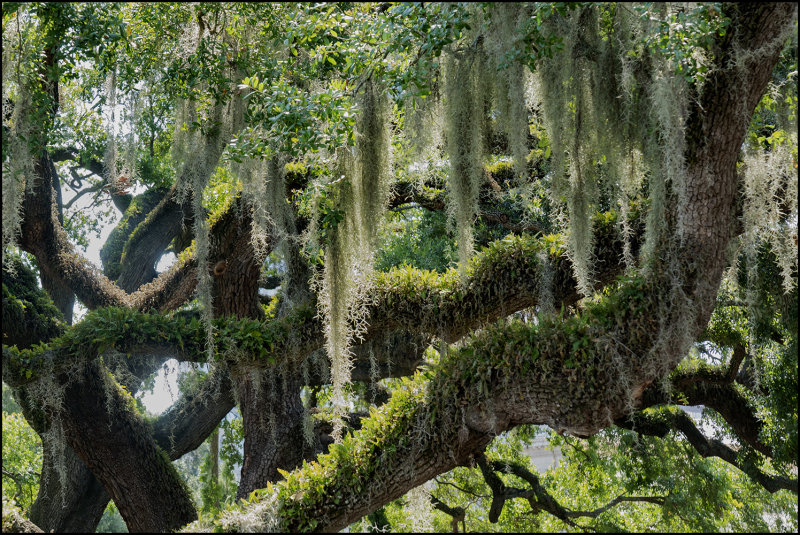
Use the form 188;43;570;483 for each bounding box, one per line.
190;3;796;531
28;446;109;533
234;368;318;500
56;361;197;532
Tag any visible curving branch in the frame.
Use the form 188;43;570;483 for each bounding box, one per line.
475;453;666;527
618;408;797;494
179;4;796;531
17;153;266;314
390;179;547;235
151;364;237;459
636;356;772;458
3;215;626;390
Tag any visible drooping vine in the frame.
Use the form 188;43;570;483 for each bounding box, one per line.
535;7;603;297
484;3;531;182
2;23;38;269
443;47;486;271
316;79;392;441
103;69;120;190
742;142;798;297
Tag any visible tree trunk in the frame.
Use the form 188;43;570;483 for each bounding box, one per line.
29;446;109;533
57;361;197;532
234;368;318;500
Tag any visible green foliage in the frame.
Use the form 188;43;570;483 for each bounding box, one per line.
376;208;456;273
96;501;128;533
2;252;65;349
3;3;798;533
543;423;797;532
1;410;42;513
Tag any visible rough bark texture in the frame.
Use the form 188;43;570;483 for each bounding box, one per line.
234;369;318;500
188;4;796;531
115;191;187;292
152;365;236;459
28;446;109;533
56;361;197;532
681;3;796;328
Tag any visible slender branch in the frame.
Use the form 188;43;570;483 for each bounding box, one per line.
433;477;489;500
566;494;665;519
430;496;466;533
477;453;666;528
62;181;104;210
2;468;26;500
619;408;798;494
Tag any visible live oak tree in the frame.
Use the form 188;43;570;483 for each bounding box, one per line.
2;2;797;533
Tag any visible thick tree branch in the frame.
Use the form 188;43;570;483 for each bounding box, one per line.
181;6;796;530
636;360;772;458
56;361;197;531
151;364;236;459
4;215;625;389
17;157;265;314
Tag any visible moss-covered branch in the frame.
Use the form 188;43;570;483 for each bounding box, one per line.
2;255;65;349
186;276;685;532
4;214;626;390
16;151;261;315
99;186;171;286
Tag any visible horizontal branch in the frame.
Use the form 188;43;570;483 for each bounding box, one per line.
4;214;628;391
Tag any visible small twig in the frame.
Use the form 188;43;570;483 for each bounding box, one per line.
433;477;488;499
